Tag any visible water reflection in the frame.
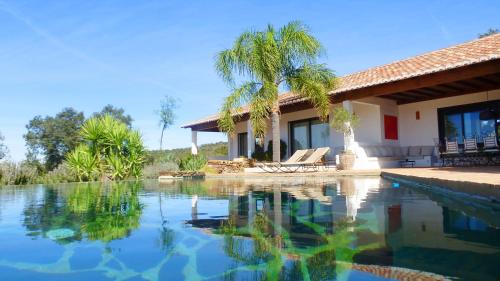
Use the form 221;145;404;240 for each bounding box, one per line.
23;181;143;242
0;177;497;280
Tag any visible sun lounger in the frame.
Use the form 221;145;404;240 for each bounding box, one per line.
280;147;330;172
255;149;312;172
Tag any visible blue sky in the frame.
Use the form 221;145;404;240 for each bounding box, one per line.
0;0;498;161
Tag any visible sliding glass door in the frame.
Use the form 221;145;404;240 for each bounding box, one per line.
237;133;248;157
290;118;329;155
438;100;500;144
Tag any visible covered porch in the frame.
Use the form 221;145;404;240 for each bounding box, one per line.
183;34;500;170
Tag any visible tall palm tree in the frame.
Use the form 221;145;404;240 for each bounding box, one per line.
216;21;335;161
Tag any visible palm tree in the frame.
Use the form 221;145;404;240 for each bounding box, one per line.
216;21;335;161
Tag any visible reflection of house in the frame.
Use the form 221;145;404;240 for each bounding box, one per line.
183;34;500;168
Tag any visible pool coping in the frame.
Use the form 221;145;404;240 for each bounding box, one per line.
381;170;500;203
205;169;381;179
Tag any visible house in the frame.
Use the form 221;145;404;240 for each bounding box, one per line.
182;34;500;169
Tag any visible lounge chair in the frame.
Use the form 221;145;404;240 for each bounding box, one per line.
483;135;499;165
483;135;499;152
256;149;312;172
280;147;331;172
441;139;459;166
443;139;459;154
463;136;478;153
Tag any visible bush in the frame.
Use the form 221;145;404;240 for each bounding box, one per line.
143;162;179;179
0;162;38;186
251;140;287;161
38;162;78;184
66;115;146;181
179;154;207;172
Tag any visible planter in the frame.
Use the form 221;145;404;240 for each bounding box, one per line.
338;152;356;170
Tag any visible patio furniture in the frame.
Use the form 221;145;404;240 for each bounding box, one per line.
463;136;480;165
255;149;313;172
441;139;459;166
483;135;499;152
483;135;500;165
399;159;415;168
282;147;330;172
463;136;478;153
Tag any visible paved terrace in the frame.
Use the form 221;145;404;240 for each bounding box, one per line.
382;167;500;201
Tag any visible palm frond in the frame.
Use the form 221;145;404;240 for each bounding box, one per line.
218;82;260;134
286;64;336;120
248;82;278;139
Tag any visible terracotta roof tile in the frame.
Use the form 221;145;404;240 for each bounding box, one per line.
183;34;500;128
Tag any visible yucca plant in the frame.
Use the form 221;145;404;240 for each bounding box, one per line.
179;154;207;172
67;115;146;181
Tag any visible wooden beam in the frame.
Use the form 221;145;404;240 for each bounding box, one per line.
397;84;500;105
475;77;500;87
331;59;500;103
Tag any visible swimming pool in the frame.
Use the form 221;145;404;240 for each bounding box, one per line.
0;177;499;280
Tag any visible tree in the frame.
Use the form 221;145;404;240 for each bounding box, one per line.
93;104;133;127
158;95;178;150
0;131;7;160
478;28;499;38
330;107;359;151
24;108;85;171
215;21;335;162
66;115;145;181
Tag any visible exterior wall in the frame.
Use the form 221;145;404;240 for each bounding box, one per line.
357;97;400;146
398;89;500;147
227;106;345;160
226;89;500;162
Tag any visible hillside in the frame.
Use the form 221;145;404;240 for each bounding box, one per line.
146;142;227;163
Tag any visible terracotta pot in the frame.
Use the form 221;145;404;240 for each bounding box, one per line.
339;152;355;170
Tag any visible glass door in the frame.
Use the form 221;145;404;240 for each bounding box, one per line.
237;133;248;157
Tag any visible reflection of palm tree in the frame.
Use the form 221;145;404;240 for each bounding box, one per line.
218;200;381;281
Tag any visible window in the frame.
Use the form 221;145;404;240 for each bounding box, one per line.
290;118;329;155
237;133;247;157
438;100;500;144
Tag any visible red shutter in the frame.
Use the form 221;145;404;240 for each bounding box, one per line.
384;115;398;140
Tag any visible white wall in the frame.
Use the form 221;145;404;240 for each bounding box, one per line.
398;89;500;146
226;89;500;160
352;101;382;144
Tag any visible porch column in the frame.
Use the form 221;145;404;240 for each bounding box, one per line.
342;100;356;151
227;134;232;160
247;120;255;158
191;130;198;155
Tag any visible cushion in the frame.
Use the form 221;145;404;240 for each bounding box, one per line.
391;147;402;157
363;147;375;157
420;146;434;156
408;146;421;157
380;147;391;157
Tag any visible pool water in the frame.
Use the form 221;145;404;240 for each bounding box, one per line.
0;177;499;281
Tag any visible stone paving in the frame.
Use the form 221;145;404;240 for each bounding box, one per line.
382;167;500;201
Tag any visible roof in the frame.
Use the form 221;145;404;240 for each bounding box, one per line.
183;33;500;128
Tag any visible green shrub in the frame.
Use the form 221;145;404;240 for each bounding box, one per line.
66;115;146;181
143;162;179;179
179;154;207;172
0;162;38;186
38;162;78;184
251;140;287;161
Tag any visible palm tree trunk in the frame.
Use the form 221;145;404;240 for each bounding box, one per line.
271;107;280;162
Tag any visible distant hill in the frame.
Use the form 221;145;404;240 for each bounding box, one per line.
146;142;227;163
